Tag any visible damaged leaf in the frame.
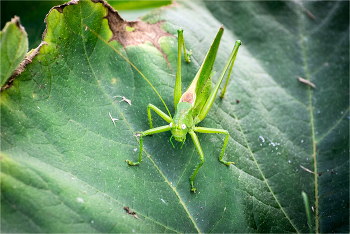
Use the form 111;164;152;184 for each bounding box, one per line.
102;0;174;64
1;0;348;233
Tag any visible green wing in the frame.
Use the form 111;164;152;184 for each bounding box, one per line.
178;27;224;119
192;27;223;118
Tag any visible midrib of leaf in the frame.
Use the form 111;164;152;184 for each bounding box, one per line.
79;13;201;232
298;8;318;233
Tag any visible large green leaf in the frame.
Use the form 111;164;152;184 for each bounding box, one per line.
1;0;348;233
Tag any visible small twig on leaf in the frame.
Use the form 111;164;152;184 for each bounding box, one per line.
300;165;314;174
114;95;131;105
109;112;118;126
297;76;316;88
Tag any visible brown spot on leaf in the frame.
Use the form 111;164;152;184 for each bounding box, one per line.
93;0;174;66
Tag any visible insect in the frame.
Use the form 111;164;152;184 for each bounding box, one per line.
126;26;241;192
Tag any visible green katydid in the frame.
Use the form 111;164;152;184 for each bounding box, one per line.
126;26;241;192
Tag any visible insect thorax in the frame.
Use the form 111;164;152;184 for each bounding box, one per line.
170;102;194;141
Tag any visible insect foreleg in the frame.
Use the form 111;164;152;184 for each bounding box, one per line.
147;104;172;129
126;125;171;166
193;127;234;166
188;130;205;193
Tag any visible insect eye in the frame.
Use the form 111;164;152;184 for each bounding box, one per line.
169;122;173;128
181;124;186;130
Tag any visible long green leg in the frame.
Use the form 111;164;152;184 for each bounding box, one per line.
188;130;204;193
147;104;172;129
219;52;235;98
193;127;234;165
126;125;171;165
197;40;241;122
174;28;191;109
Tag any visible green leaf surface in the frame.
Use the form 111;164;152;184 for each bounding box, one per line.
1;0;348;233
0;16;28;87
